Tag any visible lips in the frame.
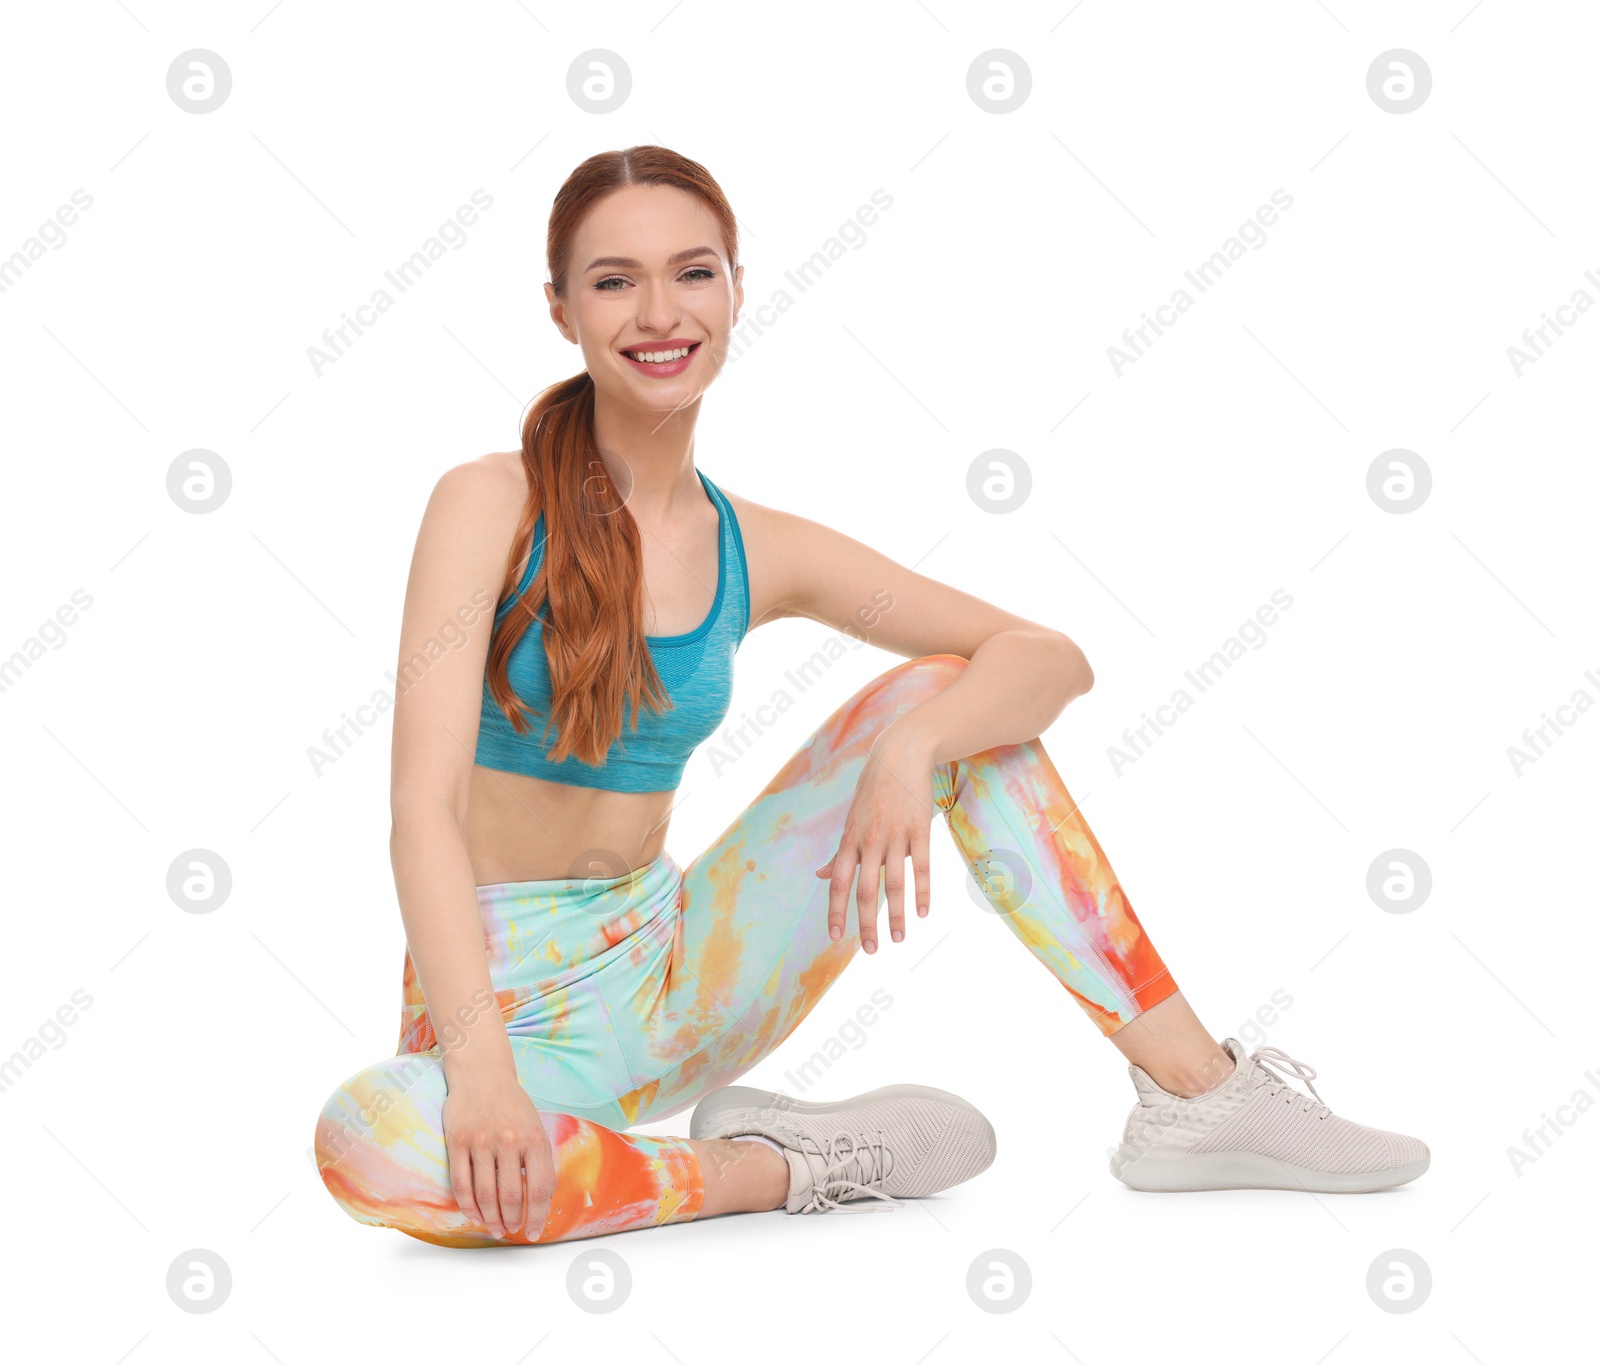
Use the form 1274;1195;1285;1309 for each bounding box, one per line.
620;341;701;376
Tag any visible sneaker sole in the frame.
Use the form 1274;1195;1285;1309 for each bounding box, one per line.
1113;1147;1430;1193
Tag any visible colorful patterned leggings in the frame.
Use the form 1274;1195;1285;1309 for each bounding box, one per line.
314;654;1179;1247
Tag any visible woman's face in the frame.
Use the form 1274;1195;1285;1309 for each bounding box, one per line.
547;183;742;417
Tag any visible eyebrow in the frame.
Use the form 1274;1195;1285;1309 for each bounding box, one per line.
582;245;721;272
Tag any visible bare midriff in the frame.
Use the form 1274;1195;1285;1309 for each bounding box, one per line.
465;763;678;886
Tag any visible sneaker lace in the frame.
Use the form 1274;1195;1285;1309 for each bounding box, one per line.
1249;1045;1332;1119
783;1124;901;1214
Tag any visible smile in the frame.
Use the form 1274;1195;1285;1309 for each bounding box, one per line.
620;341;701;375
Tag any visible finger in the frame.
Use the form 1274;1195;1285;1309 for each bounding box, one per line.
884;840;907;943
447;1141;483;1229
828;843;859;942
911;825;932;919
856;843;883;953
524;1149;557;1243
524;1192;554;1244
473;1147;504;1238
497;1143;526;1239
815;848;835;879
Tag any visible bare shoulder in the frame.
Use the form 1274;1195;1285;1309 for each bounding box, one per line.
422;450;528;537
440;448;528;507
719;486;826;552
718;486;844;629
721;485;882;568
401;450;532;607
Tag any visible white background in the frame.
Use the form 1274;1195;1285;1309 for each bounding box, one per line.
1;1;1594;1361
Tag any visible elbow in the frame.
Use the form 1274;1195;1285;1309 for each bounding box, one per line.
388;800;467;880
1050;631;1093;699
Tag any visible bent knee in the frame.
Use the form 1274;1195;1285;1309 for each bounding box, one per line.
907;652;969;675
313;1054;448;1223
863;653;969;708
883;652;966;688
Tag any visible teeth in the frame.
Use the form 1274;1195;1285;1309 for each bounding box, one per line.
628;346;690;363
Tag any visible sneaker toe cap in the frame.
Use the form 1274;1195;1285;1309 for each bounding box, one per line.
900;1104;998;1196
1383;1130;1430;1169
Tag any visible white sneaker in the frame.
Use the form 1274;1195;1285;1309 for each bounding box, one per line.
1110;1036;1430;1193
690;1083;998;1214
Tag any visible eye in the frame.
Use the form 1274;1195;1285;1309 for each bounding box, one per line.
591;265;716;292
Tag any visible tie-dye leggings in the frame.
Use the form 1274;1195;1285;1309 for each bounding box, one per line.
314;654;1179;1247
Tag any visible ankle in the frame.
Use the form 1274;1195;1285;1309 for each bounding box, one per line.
731;1135;791;1210
693;1137;789;1215
1153;1051;1237;1099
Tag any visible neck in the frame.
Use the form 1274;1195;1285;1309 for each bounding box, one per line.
591;386;705;519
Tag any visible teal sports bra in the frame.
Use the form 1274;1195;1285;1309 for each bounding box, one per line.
475;469;750;793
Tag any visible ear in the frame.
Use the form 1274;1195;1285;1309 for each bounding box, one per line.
544;282;578;345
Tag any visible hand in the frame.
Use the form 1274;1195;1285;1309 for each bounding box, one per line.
440;1073;557;1241
815;726;939;953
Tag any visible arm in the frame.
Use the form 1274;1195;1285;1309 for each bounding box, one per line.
744;502;1094;760
733;497;1095;948
858;631;1090;767
388;456;554;1241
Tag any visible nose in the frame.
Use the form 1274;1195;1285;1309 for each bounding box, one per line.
634;277;680;335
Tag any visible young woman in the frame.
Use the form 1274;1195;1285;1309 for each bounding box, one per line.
313;146;1428;1249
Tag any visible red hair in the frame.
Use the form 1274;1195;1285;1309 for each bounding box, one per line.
484;146;740;766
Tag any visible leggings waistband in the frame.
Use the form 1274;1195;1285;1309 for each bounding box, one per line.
473;849;682;915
